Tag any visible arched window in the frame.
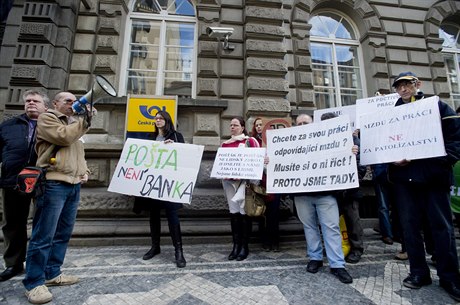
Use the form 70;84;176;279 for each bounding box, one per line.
309;12;364;109
122;0;196;97
439;22;460;108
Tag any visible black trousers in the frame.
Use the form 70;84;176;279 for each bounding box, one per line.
2;188;32;267
394;183;459;283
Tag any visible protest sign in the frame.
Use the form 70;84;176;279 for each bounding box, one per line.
108;138;204;204
355;93;399;128
211;147;266;179
266;115;358;193
360;96;446;165
314;104;357;130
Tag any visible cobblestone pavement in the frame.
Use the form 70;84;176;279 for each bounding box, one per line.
1;229;459;305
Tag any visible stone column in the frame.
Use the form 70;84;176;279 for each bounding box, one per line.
244;0;289;120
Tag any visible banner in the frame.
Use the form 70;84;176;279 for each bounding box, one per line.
266;115;358;193
108;139;204;204
355;93;399;128
314;104;357;130
210;147;266;180
360;96;446;165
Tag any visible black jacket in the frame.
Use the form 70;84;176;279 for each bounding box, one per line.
0;113;37;188
388;94;460;189
130;130;185;213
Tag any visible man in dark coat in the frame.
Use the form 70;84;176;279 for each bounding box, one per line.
388;72;460;302
0;89;48;281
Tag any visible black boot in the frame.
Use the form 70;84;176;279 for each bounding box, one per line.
228;213;241;260
237;215;251;261
143;209;161;260
169;223;186;268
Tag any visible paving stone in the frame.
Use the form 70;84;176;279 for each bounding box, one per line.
1;229;460;304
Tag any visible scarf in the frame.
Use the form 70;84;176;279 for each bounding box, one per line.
223;133;248;145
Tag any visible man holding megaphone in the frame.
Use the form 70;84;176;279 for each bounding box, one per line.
22;91;95;304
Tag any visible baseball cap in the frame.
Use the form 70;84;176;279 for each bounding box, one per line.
392;72;419;87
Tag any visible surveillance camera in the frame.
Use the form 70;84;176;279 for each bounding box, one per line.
206;27;234;39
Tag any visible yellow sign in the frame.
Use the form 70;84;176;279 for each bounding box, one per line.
126;95;177;132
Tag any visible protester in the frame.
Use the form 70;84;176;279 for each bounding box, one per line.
296;113;312;126
222;116;260;261
388;71;460;302
22;92;93;304
372;164;395;245
132;110;187;268
293;112;354;284
251;117;281;251
0;90;49;282
334;124;365;264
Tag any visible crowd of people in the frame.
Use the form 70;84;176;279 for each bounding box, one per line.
1;71;460;304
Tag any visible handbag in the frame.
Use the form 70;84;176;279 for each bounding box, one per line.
244;183;266;217
339;214;351;257
16;166;46;197
15;121;60;197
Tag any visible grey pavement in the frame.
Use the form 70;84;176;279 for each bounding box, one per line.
1;228;459;305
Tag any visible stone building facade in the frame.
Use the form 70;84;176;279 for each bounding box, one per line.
0;0;459;229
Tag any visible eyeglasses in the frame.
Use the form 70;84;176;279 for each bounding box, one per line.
394;80;416;91
59;98;75;105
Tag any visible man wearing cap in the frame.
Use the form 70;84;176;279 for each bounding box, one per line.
388;71;460;302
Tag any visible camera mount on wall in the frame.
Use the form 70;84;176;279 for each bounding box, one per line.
206;27;235;51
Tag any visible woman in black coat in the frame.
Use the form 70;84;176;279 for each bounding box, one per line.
132;110;186;268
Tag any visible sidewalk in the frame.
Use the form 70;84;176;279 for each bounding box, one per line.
1;228;459;305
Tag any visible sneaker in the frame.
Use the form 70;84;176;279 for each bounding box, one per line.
345;252;361;264
25;285;52;304
45;274;79;286
306;260;323;273
394;251;408;260
330;268;353;284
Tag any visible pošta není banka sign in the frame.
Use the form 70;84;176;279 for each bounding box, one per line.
266;115;358;193
359;96;446;165
210;147;266;180
108;139;204;204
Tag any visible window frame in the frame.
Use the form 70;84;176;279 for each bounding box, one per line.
119;2;198;98
439;22;460;108
309;10;367;108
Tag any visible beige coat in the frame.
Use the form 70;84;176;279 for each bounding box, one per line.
35;109;89;184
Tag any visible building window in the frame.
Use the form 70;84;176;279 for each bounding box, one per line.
439;23;460;108
125;0;196;97
309;12;364;109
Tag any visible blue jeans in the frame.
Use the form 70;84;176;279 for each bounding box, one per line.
23;181;80;290
295;194;345;268
374;181;393;239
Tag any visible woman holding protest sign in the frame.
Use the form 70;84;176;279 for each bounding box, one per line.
251;118;281;252
222;116;260;261
131;110;187;268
